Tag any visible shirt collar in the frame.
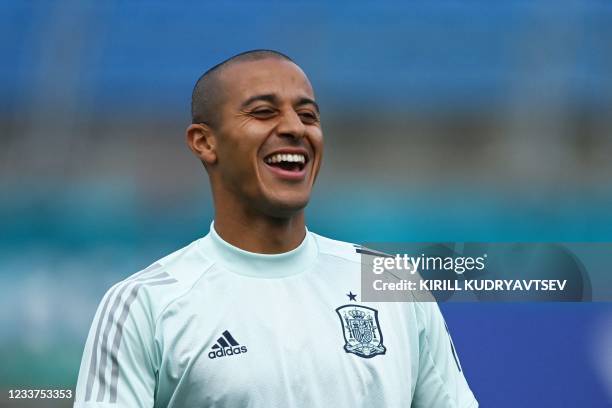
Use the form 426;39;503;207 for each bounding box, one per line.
199;221;318;278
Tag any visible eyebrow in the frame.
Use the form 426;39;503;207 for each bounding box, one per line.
241;93;320;113
297;97;320;113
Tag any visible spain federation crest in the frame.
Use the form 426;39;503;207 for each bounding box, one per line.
336;305;386;358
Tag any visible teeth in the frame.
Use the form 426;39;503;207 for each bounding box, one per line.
265;153;306;164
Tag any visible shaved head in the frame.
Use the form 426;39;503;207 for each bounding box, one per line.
191;50;294;128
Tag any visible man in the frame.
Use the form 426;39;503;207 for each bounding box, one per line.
74;50;478;407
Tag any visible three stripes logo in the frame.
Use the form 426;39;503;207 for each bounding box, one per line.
84;263;177;404
208;330;248;359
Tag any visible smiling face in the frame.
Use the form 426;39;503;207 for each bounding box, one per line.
192;57;323;218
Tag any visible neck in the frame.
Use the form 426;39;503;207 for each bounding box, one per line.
213;205;307;254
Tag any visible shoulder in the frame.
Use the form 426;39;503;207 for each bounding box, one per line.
102;238;214;322
311;232;389;265
311;232;361;263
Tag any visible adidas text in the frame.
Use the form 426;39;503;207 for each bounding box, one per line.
208;346;248;359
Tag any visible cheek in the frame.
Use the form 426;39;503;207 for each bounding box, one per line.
309;126;324;146
220;138;266;190
310;130;324;160
218;127;265;165
215;142;253;185
315;136;324;155
309;131;324;181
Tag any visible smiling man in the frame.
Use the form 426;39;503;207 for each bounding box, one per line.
74;50;478;408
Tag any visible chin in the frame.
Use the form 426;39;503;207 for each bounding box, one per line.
260;193;310;219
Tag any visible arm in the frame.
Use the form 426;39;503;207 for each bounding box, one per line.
74;280;158;408
411;302;478;408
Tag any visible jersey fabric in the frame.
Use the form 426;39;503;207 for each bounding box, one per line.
74;222;478;408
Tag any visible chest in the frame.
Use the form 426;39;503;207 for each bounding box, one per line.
156;280;418;407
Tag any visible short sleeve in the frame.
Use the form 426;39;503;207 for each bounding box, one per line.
74;279;158;408
411;302;478;408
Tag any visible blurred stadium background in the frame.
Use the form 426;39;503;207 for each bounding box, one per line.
1;1;611;406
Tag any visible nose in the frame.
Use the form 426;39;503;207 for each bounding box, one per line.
276;109;306;139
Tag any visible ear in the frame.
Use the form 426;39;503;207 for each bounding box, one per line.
186;123;217;165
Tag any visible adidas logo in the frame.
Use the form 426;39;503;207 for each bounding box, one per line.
208;330;248;359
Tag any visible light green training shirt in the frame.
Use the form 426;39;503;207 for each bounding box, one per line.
74;223;478;407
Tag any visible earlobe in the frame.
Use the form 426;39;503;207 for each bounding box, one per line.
186;124;217;165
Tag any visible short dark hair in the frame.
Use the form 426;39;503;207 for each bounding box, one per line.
191;49;294;127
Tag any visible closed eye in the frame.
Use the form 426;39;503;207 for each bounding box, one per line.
298;111;319;124
250;108;277;119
